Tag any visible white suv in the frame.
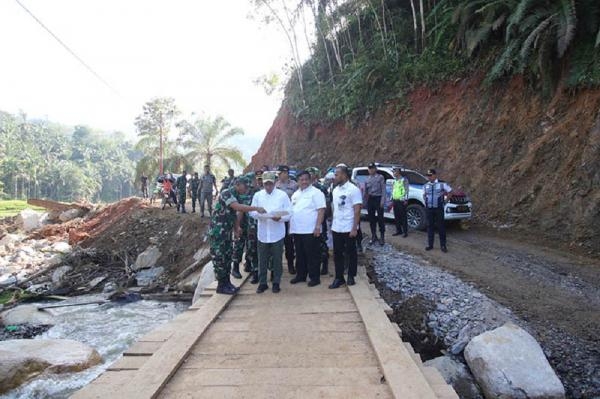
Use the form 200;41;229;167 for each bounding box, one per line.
350;164;472;230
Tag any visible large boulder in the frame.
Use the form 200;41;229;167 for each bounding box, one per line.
0;304;56;326
135;267;164;286
464;323;565;399
16;210;46;232
132;246;161;271
424;356;482;399
58;208;84;222
51;265;72;286
0;339;102;394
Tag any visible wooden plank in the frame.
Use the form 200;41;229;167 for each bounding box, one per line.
181;352;379;369
165;366;385;387
226;301;357;314
199;329;368;344
157;384;393;399
71;371;138;398
422;367;460;398
137;330;174;342
123;341;163;356
108;356;148;371
216;310;362;322
191;339;374;356
209;319;366;332
348;278;438;399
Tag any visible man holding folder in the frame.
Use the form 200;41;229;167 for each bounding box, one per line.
249;172;292;293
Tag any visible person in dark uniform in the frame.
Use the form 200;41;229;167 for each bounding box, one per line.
199;165;218;217
190;172;200;213
307;167;330;276
423;169;452;253
221;169;235;191
365;163;386;245
392;167;409;237
176;171;187;213
209;177;266;295
275;165;298;274
140;173;149;199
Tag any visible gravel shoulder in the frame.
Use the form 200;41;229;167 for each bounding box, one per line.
364;222;600;398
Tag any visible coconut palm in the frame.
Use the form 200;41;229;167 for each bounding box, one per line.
177;115;247;171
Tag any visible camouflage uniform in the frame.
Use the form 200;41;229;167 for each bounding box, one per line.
176;174;187;213
245;185;260;273
190;176;200;212
209;187;242;280
232;191;251;268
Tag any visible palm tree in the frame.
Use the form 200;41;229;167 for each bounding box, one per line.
177;115;247;171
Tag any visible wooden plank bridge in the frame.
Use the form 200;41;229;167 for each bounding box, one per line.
72;265;458;399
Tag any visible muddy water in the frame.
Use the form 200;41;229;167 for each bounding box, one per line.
1;296;187;399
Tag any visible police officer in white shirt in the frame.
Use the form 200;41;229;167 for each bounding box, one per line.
423;169;452;253
289;170;326;287
249;172;291;293
329;164;363;289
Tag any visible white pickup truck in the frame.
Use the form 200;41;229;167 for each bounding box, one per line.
351;164;472;230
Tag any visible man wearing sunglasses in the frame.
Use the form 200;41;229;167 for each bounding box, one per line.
329;164;363;288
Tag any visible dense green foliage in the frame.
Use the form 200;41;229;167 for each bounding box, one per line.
0;111;137;202
259;0;600;123
0;200;44;218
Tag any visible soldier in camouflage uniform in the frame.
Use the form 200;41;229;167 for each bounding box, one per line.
245;171;263;284
176;171;187;213
307;167;330;276
189;172;200;213
209;176;266;295
231;180;252;279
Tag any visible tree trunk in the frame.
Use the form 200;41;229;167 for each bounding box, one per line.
419;0;426;50
409;0;419;52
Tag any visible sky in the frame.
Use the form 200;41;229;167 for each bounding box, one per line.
0;0;302;159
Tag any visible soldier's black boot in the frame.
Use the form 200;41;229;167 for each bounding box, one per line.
231;263;242;279
250;271;259;284
216;278;237;295
320;262;328;276
243;262;251;273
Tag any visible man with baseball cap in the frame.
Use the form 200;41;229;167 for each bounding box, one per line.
423;169;452;252
249;172;291;293
275;165;298;274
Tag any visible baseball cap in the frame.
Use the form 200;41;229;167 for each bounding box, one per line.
262;172;277;183
277;165;289;172
368;162;377;169
235;176;251;186
306;167;320;177
426;169;437;176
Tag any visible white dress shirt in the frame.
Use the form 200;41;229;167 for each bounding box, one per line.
332;181;363;233
249;188;291;243
289;185;326;234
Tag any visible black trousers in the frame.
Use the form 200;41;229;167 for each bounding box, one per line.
284;222;295;267
426;208;446;247
333;232;357;281
293;234;320;283
393;200;408;234
367;196;385;236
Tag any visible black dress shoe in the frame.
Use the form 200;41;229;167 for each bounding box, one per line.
290;276;306;284
328;279;346;289
347;276;356;286
272;283;280;293
256;284;268;294
307;280;320;287
441;246;448;253
425;246;433;251
250;272;259;284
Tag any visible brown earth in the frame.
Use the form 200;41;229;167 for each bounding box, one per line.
249;74;600;257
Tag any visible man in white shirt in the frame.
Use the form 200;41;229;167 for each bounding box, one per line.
249;172;291;293
289;170;326;286
329;164;363;289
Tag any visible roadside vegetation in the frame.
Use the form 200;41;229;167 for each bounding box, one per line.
0;200;44;218
254;0;600;123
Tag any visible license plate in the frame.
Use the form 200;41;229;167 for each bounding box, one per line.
456;206;469;213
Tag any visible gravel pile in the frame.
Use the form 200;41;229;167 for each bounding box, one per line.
370;245;520;355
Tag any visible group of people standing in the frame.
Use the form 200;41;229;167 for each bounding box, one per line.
209;164;374;295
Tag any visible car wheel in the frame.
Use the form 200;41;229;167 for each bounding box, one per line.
407;204;426;231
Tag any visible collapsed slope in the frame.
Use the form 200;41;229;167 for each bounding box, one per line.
250;75;600;255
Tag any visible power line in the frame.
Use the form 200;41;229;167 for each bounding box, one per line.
15;0;121;97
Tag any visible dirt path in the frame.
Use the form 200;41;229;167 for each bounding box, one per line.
369;222;600;398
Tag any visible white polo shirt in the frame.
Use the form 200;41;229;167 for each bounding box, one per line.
332;181;363;233
289;185;326;234
249;188;291;243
